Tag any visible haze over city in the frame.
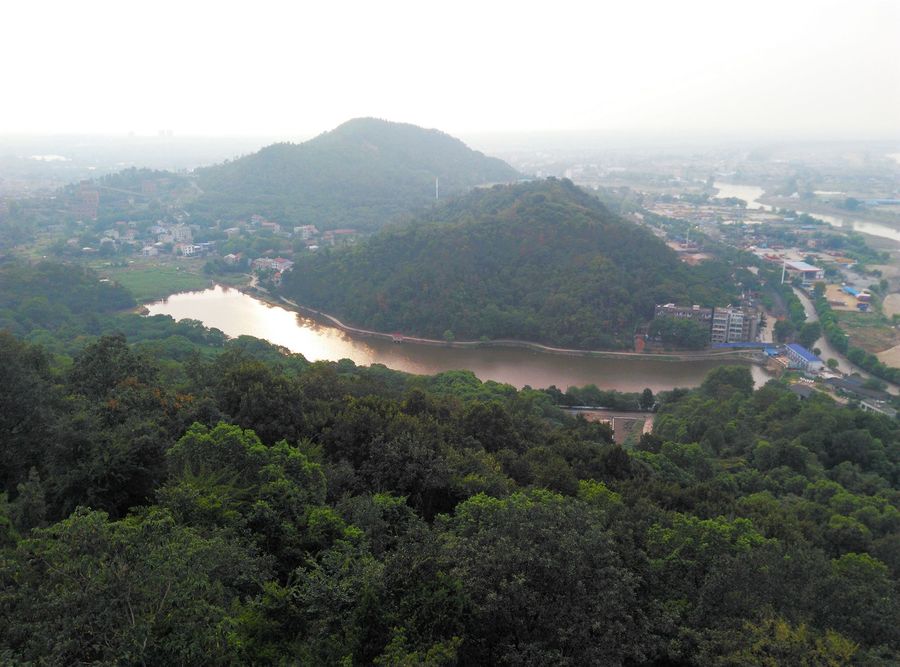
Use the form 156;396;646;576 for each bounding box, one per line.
4;1;900;663
4;0;899;140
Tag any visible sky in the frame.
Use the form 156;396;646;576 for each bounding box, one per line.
3;0;899;141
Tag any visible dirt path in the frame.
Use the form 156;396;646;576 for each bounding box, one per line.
882;293;900;319
877;344;900;368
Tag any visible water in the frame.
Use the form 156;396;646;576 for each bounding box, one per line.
713;182;771;211
146;285;769;392
797;211;900;243
714;181;900;242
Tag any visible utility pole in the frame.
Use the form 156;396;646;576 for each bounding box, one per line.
435;177;439;201
781;260;786;284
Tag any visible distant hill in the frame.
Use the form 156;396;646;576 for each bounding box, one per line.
280;179;742;349
192;118;520;230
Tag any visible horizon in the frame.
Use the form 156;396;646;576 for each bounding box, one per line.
3;1;898;141
3;122;899;162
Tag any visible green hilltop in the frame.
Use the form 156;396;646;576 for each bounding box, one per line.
192;117;520;230
281;178;744;349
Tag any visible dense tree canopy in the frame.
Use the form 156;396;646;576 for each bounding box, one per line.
0;262;898;664
193;118;519;230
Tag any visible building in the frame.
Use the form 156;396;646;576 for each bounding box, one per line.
784;343;824;372
72;183;100;220
711;306;758;344
172;225;193;243
272;257;294;273
825;377;891;402
174;243;200;257
783;261;824;287
654;303;713;324
860;400;898;419
294;225;319;239
789;383;816;400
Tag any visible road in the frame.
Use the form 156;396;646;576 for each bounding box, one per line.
792;286;899;395
279;297;766;363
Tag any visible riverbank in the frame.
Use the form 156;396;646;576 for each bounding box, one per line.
147;285;772;392
264;290;765;364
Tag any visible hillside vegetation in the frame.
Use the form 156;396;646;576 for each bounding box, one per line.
193;117;519;229
282;179;744;349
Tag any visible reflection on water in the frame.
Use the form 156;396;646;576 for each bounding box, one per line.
713;182;771;211
146;286;769;392
714;181;900;242
801;211;900;243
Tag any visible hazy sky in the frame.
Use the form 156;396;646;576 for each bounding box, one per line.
4;0;898;140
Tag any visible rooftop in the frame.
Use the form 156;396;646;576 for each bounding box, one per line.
786;343;822;363
785;260;821;272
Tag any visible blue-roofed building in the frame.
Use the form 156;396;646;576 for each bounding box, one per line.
785;343;824;372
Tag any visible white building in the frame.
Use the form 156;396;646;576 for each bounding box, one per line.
784;261;825;287
785;343;824;372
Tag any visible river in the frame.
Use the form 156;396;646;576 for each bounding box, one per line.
713;182;772;211
146;285;769;392
714;181;900;242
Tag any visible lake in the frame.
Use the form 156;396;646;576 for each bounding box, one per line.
146;285;769;392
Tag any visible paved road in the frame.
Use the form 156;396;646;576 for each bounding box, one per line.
792;286;898;395
281;297;765;363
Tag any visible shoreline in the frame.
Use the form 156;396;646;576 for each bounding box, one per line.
233;285;766;365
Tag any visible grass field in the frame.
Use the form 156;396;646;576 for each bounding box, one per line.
103;264;212;302
837;310;900;353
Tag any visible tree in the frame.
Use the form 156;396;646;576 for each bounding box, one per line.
827;358;839;370
640;387;655;410
162;422;329;571
0;507;267;665
773;319;796;343
436;491;652;664
701;365;754;398
648;318;710;350
797;322;822;349
816;553;900;647
69;333;157;399
0;333;58;492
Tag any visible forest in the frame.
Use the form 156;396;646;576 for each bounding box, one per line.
191;118;520;231
0;260;897;665
281;179;748;350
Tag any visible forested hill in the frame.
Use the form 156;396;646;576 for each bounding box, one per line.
281;179;743;349
192;118;520;230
